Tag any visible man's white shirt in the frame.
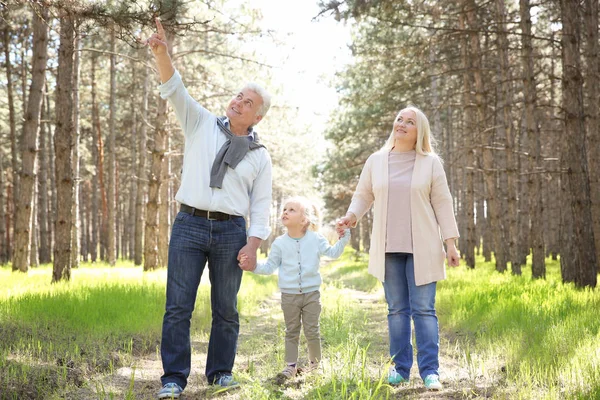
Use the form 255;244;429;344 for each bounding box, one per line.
158;70;272;240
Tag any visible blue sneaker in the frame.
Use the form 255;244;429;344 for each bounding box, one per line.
423;374;443;390
388;366;409;385
212;374;239;388
157;382;183;399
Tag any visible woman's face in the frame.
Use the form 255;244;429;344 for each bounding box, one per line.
392;110;418;149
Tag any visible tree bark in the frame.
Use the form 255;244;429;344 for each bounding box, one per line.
3;15;17;262
559;0;597;288
38;94;51;264
0;148;6;263
158;135;171;268
134;61;149;266
13;5;49;272
519;0;545;278
145;92;168;270
90;51;101;262
128;58;138;261
70;33;81;268
107;27;117;266
583;0;600;271
495;0;521;275
144;30;174;271
459;8;476;268
52;14;75;283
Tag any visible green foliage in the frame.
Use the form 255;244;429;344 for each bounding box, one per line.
438;255;600;399
0;261;277;399
2;253;599;398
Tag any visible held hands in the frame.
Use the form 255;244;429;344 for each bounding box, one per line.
142;18;168;57
237;245;256;271
335;213;356;238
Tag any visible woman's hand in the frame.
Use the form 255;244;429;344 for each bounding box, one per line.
445;239;460;267
336;213;356;236
143;18;169;57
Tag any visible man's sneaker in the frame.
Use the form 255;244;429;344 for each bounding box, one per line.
212;374;239;388
280;364;297;378
388;366;409;385
423;374;443;390
157;382;183;399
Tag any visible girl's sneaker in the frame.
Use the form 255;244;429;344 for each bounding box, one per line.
423;374;443;390
305;361;319;373
281;364;297;378
388;366;409;385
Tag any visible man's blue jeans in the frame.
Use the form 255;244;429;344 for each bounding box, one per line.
383;253;439;380
160;211;247;389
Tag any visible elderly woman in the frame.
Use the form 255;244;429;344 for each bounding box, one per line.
337;106;460;391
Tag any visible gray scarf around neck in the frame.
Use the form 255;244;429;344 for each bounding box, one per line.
209;117;265;189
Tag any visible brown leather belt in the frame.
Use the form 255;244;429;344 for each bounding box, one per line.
180;204;234;221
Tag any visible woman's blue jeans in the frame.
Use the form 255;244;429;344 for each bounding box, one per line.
383;253;439;380
160;211;247;389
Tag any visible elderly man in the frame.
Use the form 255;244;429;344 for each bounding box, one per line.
145;18;272;399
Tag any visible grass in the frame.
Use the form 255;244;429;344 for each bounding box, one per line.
0;260;278;400
1;249;599;399
436;254;600;400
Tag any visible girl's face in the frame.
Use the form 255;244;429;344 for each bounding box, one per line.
281;201;307;229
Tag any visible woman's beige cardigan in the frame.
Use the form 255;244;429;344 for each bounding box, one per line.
348;150;459;286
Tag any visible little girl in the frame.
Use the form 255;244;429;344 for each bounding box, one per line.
240;196;350;379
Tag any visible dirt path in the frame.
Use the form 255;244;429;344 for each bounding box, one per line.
67;287;502;399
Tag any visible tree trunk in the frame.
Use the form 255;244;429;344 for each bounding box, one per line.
52;14;75;282
544;31;560;260
90;52;101;262
46;92;57;258
144;31;174;271
38;94;51;264
519;0;545;278
158;135;171;267
0;149;6;263
13;5;49;272
128;58;138;261
3;15;17;262
495;0;520;275
30;186;39;268
70;33;81;269
145;93;168;270
135;61;149;266
80;178;88;262
559;0;597;288
107;28;117;266
583;0;600;271
459;8;476;268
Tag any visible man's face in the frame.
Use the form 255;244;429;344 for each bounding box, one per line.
226;89;264;130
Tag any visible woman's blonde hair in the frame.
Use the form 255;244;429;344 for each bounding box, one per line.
381;105;437;155
283;196;320;232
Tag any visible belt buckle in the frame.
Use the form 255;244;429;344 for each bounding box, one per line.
206;211;217;221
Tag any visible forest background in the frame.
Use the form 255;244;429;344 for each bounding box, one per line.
0;0;598;287
0;0;599;398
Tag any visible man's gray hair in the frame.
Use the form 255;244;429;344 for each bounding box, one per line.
243;82;271;118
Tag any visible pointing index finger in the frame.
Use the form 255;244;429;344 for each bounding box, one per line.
155;17;165;37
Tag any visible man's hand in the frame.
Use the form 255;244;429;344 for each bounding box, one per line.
141;18;174;83
237;237;261;271
143;18;168;57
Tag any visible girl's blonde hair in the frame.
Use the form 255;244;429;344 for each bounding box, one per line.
381;105;437;155
283;196;320;232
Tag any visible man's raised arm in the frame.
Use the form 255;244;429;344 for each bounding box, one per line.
144;17;175;83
